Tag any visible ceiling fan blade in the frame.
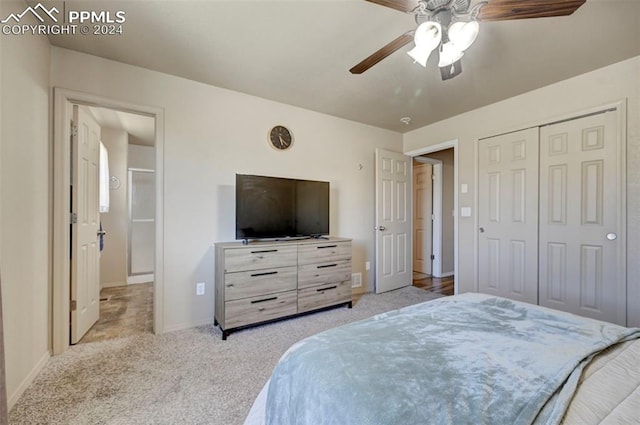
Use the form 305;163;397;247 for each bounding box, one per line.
478;0;586;22
364;0;420;13
350;31;414;74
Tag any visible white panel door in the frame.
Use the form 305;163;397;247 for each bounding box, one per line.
71;105;101;344
413;163;432;275
375;149;412;293
539;111;624;325
478;128;539;304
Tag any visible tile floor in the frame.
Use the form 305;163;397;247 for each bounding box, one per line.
79;282;153;344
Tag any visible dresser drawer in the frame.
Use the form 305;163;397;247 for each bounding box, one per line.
225;266;297;301
224;245;297;272
298;260;351;289
298;281;351;313
225;290;297;329
298;241;351;265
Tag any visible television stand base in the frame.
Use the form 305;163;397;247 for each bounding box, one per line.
274;236;311;242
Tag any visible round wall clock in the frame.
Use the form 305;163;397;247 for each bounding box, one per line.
268;125;293;150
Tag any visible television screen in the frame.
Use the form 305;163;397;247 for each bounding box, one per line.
236;174;329;240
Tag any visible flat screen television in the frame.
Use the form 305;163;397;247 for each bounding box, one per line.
235;174;329;240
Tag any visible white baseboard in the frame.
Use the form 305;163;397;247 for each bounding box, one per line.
8;350;50;410
351;287;367;296
163;318;214;334
101;281;127;289
127;274;154;284
432;271;454;278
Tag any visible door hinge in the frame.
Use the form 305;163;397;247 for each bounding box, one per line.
71;212;78;224
431;214;435;221
431;255;435;260
71;122;78;138
70;300;77;311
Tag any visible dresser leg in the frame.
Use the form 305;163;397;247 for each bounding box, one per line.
222;330;228;340
347;301;352;309
214;318;218;326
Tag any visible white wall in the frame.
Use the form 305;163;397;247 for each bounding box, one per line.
404;56;640;327
100;127;129;287
51;47;403;332
0;1;51;407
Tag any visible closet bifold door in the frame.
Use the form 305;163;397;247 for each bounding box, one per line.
477;127;540;305
538;111;625;325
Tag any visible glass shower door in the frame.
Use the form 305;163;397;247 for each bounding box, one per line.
129;169;155;279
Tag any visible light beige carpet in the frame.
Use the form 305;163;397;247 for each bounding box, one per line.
9;287;443;425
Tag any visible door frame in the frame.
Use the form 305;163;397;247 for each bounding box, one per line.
406;140;459;294
52;88;165;355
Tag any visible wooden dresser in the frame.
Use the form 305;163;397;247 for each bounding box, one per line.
214;237;352;339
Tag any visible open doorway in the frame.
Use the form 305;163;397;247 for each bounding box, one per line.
77;106;156;344
52;89;164;355
411;147;456;296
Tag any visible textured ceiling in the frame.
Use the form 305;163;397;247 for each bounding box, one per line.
43;0;640;132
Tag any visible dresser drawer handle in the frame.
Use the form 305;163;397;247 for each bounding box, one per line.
251;296;277;304
317;263;338;269
317;285;337;292
250;271;278;277
317;245;337;249
251;249;278;254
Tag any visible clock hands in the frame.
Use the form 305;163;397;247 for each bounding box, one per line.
269;126;292;150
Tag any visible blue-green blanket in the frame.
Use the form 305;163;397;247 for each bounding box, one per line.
265;293;640;425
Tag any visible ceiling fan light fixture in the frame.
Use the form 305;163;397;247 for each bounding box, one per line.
407;46;431;67
408;21;441;67
413;21;441;48
438;42;464;67
448;20;479;52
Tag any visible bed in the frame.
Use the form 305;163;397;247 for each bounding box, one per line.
244;293;640;425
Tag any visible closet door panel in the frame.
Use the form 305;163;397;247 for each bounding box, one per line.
478;128;539;304
539;111;624;325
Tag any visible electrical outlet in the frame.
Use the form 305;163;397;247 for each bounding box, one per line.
365;261;370;271
196;282;205;296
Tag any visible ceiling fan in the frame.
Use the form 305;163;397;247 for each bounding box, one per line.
350;0;586;80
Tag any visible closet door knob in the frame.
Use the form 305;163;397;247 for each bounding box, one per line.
606;233;617;241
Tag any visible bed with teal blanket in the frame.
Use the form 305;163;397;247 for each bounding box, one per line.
244;293;640;425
